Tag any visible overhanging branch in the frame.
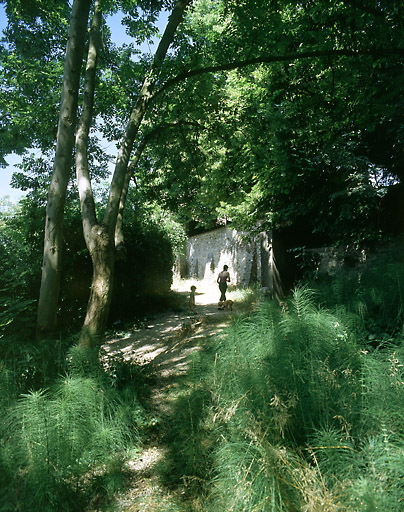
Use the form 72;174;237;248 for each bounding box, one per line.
128;120;202;182
153;47;404;100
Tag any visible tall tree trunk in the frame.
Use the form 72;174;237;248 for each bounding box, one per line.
73;0;107;349
78;0;192;349
36;0;91;338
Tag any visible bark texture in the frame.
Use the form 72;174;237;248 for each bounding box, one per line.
73;0;107;349
77;0;192;348
79;225;115;349
36;0;91;337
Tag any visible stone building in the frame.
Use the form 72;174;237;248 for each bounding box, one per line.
176;226;273;289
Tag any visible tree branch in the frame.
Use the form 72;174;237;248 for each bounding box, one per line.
153;47;404;100
102;0;192;235
114;119;199;249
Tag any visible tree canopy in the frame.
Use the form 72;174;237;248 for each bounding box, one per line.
1;0;403;341
134;0;404;245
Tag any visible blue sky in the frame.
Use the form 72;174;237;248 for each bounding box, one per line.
0;5;168;201
0;0;22;198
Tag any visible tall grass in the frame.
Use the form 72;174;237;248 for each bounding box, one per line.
204;255;404;512
0;347;147;512
3;244;404;511
213;287;361;443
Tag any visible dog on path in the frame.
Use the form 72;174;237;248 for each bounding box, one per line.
218;299;233;311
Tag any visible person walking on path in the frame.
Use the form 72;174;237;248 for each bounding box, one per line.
217;265;230;302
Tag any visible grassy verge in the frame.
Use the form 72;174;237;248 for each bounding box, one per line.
0;345;155;512
155;243;404;511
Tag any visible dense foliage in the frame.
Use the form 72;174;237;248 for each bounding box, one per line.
111;195;186;322
1;0;404;508
2;239;404;510
161;240;404;511
0;190;184;339
205;287;404;510
0;198;41;337
136;0;404;245
1;0;403;342
3;0;403;244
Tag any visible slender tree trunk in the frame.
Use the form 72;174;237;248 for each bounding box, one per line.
36;0;91;338
77;0;192;349
114;140;146;250
72;0;108;349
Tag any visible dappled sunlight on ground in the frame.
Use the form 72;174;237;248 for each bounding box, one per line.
103;278;235;372
172;276;237;307
99;278;240;512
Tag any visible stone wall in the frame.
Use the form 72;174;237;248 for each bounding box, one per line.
176;227;371;297
176;226;272;288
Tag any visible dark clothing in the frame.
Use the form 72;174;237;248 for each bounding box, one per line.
219;281;227;301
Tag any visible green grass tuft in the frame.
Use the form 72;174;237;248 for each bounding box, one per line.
0;348;148;511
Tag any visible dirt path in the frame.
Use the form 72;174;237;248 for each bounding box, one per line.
101;281;236;512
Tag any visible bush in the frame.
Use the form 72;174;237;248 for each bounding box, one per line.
110;200;186;322
213;287;361;444
308;238;404;342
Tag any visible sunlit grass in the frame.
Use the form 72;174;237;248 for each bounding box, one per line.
0;348;148;512
200;271;404;511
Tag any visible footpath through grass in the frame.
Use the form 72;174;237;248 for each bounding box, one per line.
114;244;404;512
4;240;404;511
105;282;256;511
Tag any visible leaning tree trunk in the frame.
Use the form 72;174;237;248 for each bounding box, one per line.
114;139;146;251
73;0;107;349
78;0;192;349
79;225;115;349
36;0;91;338
103;0;192;235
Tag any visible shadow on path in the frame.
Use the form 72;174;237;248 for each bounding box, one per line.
99;282;236;511
103;285;232;375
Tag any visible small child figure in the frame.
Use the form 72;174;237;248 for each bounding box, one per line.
188;285;197;315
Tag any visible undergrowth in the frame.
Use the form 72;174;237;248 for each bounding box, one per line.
0;346;150;512
3;244;404;511
164;243;404;511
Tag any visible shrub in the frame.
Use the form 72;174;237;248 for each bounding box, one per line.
309;238;404;341
110;200;186;322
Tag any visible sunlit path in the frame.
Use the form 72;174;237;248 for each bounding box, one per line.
98;279;241;512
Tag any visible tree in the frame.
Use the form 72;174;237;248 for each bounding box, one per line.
1;0;194;344
135;0;404;247
76;0;192;348
2;0;404;345
36;0;92;336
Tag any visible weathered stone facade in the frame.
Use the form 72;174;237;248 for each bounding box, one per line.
176;227;371;299
176;226;272;288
